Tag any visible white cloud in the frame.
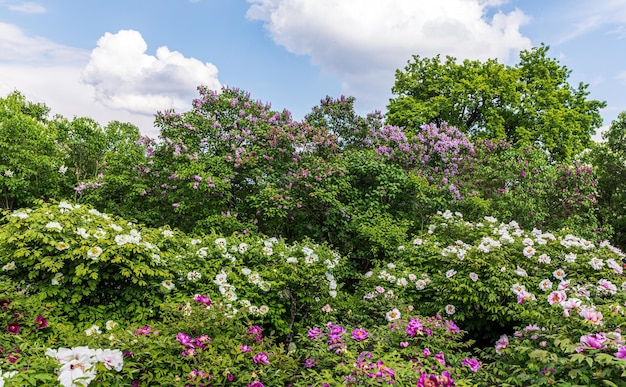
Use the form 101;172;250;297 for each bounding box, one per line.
0;1;46;13
0;22;87;64
246;0;531;114
556;0;626;43
81;30;221;115
0;25;219;138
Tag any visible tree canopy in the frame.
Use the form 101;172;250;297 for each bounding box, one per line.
386;45;606;161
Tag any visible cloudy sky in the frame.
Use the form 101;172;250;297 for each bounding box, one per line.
1;0;625;139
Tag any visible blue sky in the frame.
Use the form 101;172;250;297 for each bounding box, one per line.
1;0;625;140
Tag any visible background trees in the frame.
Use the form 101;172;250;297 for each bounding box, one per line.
387;45;606;161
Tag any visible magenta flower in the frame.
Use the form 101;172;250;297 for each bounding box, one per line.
177;332;194;347
247;382;264;387
240;344;251;353
307;327;323;340
248;325;263;341
304;358;316;368
615;345;626;359
193;294;212;306
351;328;369;341
6;322;19;334
134;325;153;335
34;315;48;329
253;352;270;365
461;357;481;372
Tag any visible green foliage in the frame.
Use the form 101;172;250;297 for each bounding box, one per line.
454;140;604;240
0;91;63;210
387;45;606;161
586;111;626;250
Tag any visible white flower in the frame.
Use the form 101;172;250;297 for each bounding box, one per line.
564;253;577;263
238;243;248;253
446;269;457;278
408;273;417;281
51;272;64;285
214;238;227;249
248;272;261;284
76;227;90;239
3;170;14;178
46;222;63;232
396;277;408;286
241;267;252;276
415;279;427;290
59;201;74;212
114;234;130;246
511;283;526;295
286;257;298;264
537;254;551;264
249;305;259;314
258;305;269;314
55;347;98;387
1;261;16;271
85;324;101;336
95;348;124;372
387;262;396;269
87;246;103;260
523;246;536;257
322;304;332;313
11;210;29;219
109;224;123;232
522;238;534;246
515;266;528;277
161;280;175;291
214;272;228;285
187;271;202;281
304;254;318;264
589;257;604;270
224;290;238;301
413;238;423;246
94;228;107;239
552;268;567;280
196;247;208;257
385;308;401;321
262;246;273;256
161;229;173;237
105;320;117;330
329;290;337;298
538;279;553;291
445;304;456;315
59;165;68;174
469;272;479;282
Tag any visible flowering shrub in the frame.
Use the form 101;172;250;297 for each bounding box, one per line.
0;201;181;323
295;314;480;385
358;210;626;385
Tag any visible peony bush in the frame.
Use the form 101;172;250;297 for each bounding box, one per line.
3;202;626;386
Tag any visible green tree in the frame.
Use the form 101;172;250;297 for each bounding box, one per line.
587;111;626;248
387;45;606;161
0;91;62;210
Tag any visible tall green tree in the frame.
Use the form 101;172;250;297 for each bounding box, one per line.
587;111;626;248
387;45;606;161
0;91;62;210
